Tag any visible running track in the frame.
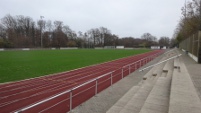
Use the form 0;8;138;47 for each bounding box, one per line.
0;50;164;113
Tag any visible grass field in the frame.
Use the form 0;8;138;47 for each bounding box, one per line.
0;49;151;83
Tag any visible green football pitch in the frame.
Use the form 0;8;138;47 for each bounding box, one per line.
0;49;151;83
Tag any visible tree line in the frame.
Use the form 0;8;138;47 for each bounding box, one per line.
0;14;171;48
174;0;201;43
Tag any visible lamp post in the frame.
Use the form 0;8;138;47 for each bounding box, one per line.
40;16;44;48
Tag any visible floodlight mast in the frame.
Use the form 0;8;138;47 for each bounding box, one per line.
40;16;44;48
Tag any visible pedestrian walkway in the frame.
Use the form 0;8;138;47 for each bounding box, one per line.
181;50;201;100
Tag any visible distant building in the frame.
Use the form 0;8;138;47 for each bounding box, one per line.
151;46;167;49
116;46;124;49
151;46;160;49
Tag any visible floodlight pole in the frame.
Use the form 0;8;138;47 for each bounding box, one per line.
40;16;44;48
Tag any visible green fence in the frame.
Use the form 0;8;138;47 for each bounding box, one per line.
179;31;201;63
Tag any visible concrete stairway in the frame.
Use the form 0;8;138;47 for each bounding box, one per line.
107;51;168;113
106;49;201;113
139;60;173;113
106;60;165;113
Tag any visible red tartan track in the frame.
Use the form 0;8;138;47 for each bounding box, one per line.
0;50;164;113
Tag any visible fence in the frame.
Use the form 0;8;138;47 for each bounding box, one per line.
179;31;201;63
14;51;164;113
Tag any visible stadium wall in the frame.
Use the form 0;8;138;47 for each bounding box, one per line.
179;31;201;63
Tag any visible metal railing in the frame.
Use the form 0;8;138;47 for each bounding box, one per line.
122;51;163;76
139;54;182;72
14;50;164;113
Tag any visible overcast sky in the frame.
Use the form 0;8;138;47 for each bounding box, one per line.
0;0;185;38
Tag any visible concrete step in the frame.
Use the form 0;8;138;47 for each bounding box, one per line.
142;50;171;80
165;50;178;58
143;70;153;80
152;62;164;77
152;52;174;77
152;63;164;77
143;57;166;80
166;69;173;79
163;60;173;73
173;57;180;69
106;63;159;113
107;49;176;113
169;60;201;113
139;73;172;113
118;61;167;113
160;72;167;77
107;59;159;113
106;86;140;113
119;82;154;113
139;52;174;113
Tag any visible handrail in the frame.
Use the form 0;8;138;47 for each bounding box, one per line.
122;51;162;68
71;71;114;90
122;54;148;68
14;71;114;113
14;89;71;113
139;54;182;72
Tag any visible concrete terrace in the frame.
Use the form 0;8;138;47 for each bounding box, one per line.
71;49;201;113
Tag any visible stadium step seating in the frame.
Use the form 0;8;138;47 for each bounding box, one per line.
106;86;140;113
107;52;166;113
143;56;167;80
106;49;201;113
173;57;180;69
139;60;173;113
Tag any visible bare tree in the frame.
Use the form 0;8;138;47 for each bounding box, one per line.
1;14;17;30
99;27;111;47
159;36;170;47
175;0;201;42
52;21;67;48
87;29;96;47
1;14;126;48
0;23;6;38
1;14;18;47
141;33;157;47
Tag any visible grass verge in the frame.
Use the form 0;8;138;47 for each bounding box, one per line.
0;49;151;83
